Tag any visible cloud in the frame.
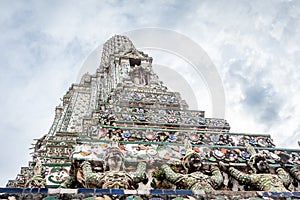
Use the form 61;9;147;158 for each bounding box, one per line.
243;84;283;123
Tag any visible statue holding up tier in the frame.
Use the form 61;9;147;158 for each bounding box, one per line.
25;159;46;188
81;136;148;189
290;167;300;183
221;144;291;192
158;139;223;191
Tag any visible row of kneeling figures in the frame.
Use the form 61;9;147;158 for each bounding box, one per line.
58;138;299;191
60;151;300;192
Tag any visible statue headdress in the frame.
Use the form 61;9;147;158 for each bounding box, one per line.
103;136;125;171
182;138;201;173
246;143;266;174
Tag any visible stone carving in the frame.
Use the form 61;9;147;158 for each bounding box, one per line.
154;140;223;191
222;145;291;192
60;160;84;188
80;136;148;189
289;167;300;191
128;63;151;85
290;167;300;182
25;160;46;188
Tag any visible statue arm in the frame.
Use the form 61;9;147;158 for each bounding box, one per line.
132;162;148;184
161;164;183;183
228;167;252;185
81;161;104;186
276;168;291;187
210;166;224;188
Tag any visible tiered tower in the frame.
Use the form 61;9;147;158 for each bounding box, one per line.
4;35;300;199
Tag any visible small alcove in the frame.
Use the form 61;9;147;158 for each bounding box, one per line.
129;58;141;66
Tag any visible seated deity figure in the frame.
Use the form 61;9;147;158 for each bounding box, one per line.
128;63;151;85
225;154;291;192
160;140;223;191
81;137;148;189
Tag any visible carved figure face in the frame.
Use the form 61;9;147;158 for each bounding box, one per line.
293;168;300;181
92;161;104;173
106;154;124;172
256;159;269;173
186;153;202;172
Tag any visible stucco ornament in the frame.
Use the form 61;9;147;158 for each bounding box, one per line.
159;139;223;191
81;136;148;189
226;144;291;192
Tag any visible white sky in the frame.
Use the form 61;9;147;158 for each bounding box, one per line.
0;0;300;186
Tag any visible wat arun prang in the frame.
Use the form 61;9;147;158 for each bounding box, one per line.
4;35;300;199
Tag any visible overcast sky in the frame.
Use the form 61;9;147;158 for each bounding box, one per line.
1;0;300;186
